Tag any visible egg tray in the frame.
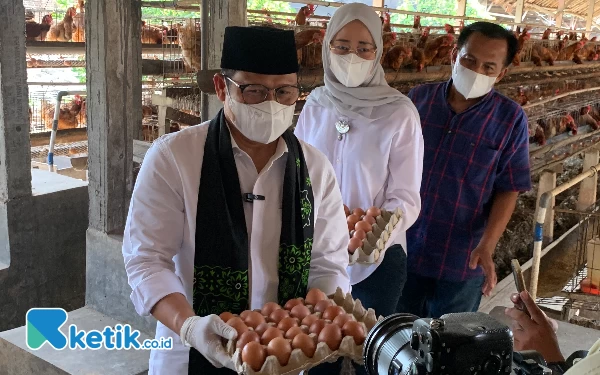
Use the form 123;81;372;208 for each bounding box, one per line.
227;287;382;375
348;207;403;265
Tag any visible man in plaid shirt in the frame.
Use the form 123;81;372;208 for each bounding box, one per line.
397;22;532;317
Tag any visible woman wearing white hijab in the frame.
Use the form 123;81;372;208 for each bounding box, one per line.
295;2;424;325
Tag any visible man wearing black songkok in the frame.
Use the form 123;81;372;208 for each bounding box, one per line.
122;26;351;374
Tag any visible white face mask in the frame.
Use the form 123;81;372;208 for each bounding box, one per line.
452;62;497;99
329;52;374;88
227;95;295;144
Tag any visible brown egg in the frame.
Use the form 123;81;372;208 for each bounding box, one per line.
343;204;351;216
284;298;304;311
242;341;266;372
322;305;345;321
301;314;319;327
292;333;317;358
277;316;299;332
318;323;343;350
332;313;353;328
353;208;366;216
236;330;260;350
305;288;327;306
353;229;367;241
285;326;305;340
309;319;328;335
366;206;382;217
219;311;234;323
267;337;292;366
290;304;311;321
254;322;270;337
239;310;252;321
346;214;360;231
261;326;283;345
342;320;366;345
314;299;334;313
348;238;362;254
269;309;290;324
226;317;248;337
355;220;372;233
363;215;376;225
243;311;266;329
261;302;281;317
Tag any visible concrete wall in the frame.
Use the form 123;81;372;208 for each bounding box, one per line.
0;171;88;332
86;229;156;336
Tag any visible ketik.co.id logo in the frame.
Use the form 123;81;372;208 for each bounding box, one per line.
26;308;172;350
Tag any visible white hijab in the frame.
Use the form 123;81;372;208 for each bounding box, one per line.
306;3;406;123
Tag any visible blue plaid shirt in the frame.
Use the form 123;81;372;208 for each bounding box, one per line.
407;80;532;282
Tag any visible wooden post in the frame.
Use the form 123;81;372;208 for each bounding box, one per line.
456;0;467;18
514;0;525;28
577;150;599;211
586;0;595;33
536;167;560;245
373;0;384;8
86;0;142;234
555;0;565;29
200;0;247;122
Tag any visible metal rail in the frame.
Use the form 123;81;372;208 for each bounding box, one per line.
531;162;600;299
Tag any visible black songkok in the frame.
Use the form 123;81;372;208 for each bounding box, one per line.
221;26;299;75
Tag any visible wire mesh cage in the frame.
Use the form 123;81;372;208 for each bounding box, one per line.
536;206;600;321
28;91;86;134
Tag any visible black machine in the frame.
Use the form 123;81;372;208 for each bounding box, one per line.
363;312;558;375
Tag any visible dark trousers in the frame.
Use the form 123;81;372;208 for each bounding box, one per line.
308;245;407;375
396;272;485;318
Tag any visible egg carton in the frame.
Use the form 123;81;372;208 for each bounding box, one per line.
348;207;403;265
228;287;383;375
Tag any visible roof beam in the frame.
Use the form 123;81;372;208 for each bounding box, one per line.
456;0;467;17
514;0;525;28
586;0;595;32
555;0;565;28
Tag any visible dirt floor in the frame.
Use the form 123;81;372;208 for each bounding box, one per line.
494;156;585;280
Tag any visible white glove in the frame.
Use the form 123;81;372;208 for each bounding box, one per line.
180;315;238;370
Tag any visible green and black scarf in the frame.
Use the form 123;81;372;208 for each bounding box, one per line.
188;109;314;374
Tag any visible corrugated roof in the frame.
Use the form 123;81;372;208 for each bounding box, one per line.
494;0;600;24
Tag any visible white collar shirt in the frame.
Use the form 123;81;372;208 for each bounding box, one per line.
294;96;424;285
122;122;350;375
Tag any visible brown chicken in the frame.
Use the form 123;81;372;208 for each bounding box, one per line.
558;40;585;64
142;21;165;44
72;0;85;42
382;12;391;33
416;27;430;49
579;107;599;130
411;34;454;72
579;36;598;61
413;15;421;31
560;114;577;135
295;6;311;26
512;29;531;66
178;19;200;71
26;15;53;41
43;103;79;131
541;28;552;40
533;121;546;145
295;29;325;50
382;45;412;70
531;40;563;66
569;32;578;41
46;7;76;42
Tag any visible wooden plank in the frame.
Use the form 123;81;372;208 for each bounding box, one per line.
0;2;32;202
87;0;142;234
26;41;169;55
30;128;87;147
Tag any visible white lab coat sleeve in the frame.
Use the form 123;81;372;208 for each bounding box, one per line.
308;162;351;295
122;139;187;317
382;104;424;244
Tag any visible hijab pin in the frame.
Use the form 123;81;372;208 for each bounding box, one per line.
335;117;350;141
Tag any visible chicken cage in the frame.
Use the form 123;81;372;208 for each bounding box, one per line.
28;90;87;134
536;204;600;325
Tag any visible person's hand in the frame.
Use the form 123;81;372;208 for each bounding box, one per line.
505;291;565;363
180;315;238;370
510;293;559;333
469;243;497;296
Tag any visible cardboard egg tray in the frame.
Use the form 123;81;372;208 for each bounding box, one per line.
348;207;403;265
227;287;382;375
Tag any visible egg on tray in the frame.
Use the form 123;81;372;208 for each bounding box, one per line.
225;287;374;374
